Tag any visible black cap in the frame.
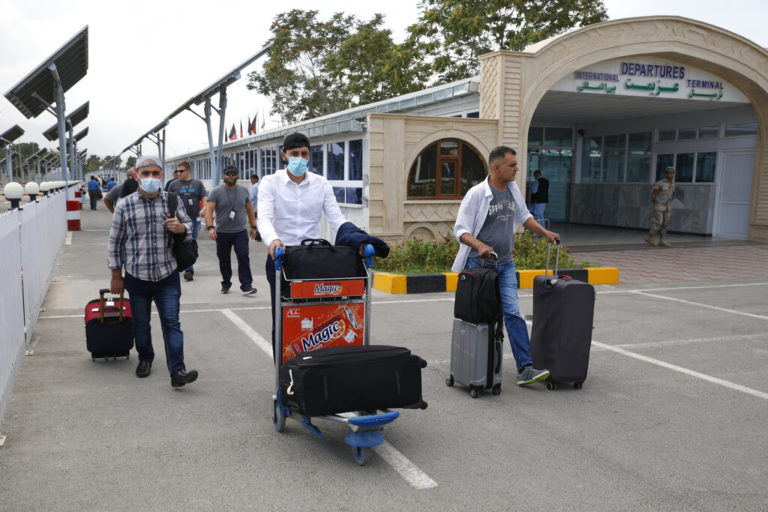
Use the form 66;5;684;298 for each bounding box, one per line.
282;132;310;151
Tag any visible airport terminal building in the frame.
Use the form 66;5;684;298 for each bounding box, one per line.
167;16;768;242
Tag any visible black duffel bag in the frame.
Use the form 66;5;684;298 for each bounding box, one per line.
283;239;366;280
454;262;500;324
167;192;199;272
279;345;428;416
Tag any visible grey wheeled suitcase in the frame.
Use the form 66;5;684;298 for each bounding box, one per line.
447;317;503;398
530;241;595;390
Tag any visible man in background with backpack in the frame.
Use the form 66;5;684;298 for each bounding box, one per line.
168;161;208;281
452;146;558;387
108;155;199;388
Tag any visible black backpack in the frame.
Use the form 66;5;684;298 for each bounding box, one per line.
454;263;500;324
166;192;199;272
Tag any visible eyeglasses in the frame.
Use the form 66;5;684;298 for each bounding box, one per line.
223;171;238;176
174;170;181;174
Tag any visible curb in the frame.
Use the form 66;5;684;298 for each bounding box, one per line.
373;267;619;294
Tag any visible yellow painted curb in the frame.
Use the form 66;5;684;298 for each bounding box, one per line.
444;273;458;292
517;269;550;289
373;272;407;294
587;267;620;285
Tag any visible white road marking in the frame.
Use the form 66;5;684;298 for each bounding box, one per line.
372;441;439;490
592;340;768;400
631;290;768;321
612;333;768;350
221;309;272;357
219;307;439;490
65;232;72;245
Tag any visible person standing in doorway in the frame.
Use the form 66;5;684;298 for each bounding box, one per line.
108;155;199;388
453;146;558;387
168;161;208;281
528;170;549;223
205;165;258;295
644;166;676;247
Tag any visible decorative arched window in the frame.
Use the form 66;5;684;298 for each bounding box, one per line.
407;139;487;199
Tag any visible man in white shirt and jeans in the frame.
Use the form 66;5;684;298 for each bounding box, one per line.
453;145;558;386
257;132;349;354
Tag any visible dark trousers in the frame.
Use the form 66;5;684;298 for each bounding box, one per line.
216;230;252;291
89;190;99;209
124;272;185;373
266;254;276;357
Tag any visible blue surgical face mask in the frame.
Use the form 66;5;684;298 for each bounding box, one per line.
139;177;162;194
287;156;308;177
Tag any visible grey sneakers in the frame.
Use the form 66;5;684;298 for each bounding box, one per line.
517;366;550;386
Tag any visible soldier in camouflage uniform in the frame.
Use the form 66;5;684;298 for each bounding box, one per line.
644;167;676;247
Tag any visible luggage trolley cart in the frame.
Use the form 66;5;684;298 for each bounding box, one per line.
271;244;400;465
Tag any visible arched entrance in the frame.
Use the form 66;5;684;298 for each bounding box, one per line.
479;16;768;241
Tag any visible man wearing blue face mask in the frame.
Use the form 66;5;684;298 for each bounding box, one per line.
108;155;200;389
257;132;349;355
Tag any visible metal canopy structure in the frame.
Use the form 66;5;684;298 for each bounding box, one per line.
73;127;89;142
43;101;89;141
1;124;25;183
165;45;270;187
122;119;169;171
21;148;48;182
3;26;89;198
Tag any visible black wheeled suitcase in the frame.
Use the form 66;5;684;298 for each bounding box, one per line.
84;288;134;361
279;345;428;416
530;242;595;389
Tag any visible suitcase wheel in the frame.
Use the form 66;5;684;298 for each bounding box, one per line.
273;397;286;433
492;384;501;395
574;382;583;390
469;387;479;399
546;380;558;391
352;446;372;466
445;375;454;387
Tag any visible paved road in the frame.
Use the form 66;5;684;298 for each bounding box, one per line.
1;206;767;511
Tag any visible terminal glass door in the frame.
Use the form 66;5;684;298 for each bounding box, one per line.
527;127;573;222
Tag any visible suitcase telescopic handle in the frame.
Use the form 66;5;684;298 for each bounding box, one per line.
98;288;125;323
544;238;561;288
480;251;499;268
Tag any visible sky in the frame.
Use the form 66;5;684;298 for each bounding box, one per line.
0;0;766;163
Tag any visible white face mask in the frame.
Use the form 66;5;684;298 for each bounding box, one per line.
139;177;162;194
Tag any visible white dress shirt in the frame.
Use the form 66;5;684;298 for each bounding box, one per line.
451;177;531;273
256;169;348;246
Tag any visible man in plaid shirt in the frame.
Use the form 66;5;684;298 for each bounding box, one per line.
108;155;199;388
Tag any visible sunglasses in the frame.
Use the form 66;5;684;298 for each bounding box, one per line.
174;170;181;174
223;171;238;176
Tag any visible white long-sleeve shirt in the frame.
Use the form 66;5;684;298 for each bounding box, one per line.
256;169;348;246
451;177;531;273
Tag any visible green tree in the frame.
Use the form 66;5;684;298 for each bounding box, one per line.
248;10;428;123
407;0;608;83
84;155;104;173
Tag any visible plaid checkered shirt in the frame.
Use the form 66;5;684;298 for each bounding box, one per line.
108;190;193;282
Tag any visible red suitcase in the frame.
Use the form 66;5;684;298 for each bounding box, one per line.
84;288;134;361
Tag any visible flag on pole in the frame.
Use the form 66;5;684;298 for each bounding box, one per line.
261;109;266;129
229;124;236;141
247;116;252;135
249;113;258;135
240;120;243;139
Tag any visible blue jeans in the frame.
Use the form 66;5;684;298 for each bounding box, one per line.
216;230;253;291
530;202;546;222
185;219;201;273
124;272;186;373
466;257;532;372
